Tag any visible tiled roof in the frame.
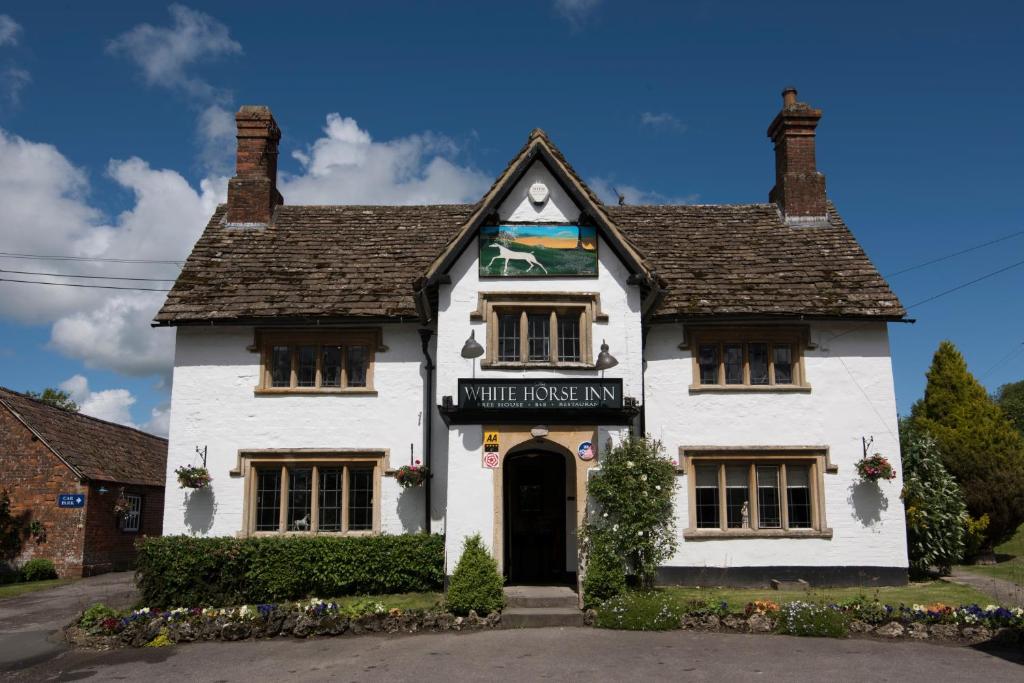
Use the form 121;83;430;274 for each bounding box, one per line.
610;203;905;319
0;388;167;487
156;200;904;323
155;204;477;323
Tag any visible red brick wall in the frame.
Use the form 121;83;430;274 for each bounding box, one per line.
82;482;164;575
0;407;87;577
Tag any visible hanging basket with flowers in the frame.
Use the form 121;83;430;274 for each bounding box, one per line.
175;465;212;489
855;453;896;483
112;490;131;517
395;461;429;489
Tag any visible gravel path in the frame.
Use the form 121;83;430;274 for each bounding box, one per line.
946;569;1024;608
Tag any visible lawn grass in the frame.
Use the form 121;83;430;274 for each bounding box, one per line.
958;527;1024;586
331;592;443;611
0;578;74;600
660;580;995;611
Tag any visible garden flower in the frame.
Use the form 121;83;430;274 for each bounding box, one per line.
640;474;647;482
626;461;634;468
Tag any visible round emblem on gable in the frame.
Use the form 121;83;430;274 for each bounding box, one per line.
577;441;595;461
528;182;549;204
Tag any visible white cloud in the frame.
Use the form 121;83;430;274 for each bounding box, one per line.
283;114;490;205
59;374;168;436
197;104;235;172
640;111;686;132
589;176;699;205
1;66;30;105
106;4;240;100
554;0;601;27
0;15;21;47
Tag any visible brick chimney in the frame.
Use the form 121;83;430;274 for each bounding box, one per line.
226;105;282;225
767;87;827;223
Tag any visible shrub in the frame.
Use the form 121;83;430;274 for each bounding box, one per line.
995;380;1024;437
445;534;504;616
80;603;119;628
585;436;677;589
911;340;1024;549
581;528;626;606
963;514;990;562
899;423;967;576
20;558;57;581
775;601;849;638
595;591;685;631
135;534;445;607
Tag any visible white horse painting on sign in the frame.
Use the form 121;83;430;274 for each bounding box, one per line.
479;224;597;277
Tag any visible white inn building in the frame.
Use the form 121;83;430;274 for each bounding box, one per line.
158;88;909;587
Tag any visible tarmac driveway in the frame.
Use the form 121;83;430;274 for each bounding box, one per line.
6;626;1022;681
0;571;137;671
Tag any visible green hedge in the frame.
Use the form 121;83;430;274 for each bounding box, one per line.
135;534;445;608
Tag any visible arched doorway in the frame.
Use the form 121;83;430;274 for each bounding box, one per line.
503;448;569;584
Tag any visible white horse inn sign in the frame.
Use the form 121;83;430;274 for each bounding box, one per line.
157;90;910;588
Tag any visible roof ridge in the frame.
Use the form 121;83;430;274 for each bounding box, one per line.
0;387;168;443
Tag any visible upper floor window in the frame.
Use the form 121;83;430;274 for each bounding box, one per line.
471;292;607;369
688;327;809;391
256;329;380;393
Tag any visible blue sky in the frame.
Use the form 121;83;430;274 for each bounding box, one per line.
0;1;1021;433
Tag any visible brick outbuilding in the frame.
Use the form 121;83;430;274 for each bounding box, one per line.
0;388;167;577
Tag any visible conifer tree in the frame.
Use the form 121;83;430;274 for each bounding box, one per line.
911;341;1024;550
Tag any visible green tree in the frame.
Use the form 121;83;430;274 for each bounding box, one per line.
24;388;78;412
911;341;1024;550
899;420;966;576
445;534;505;616
583;437;677;589
995;379;1024;437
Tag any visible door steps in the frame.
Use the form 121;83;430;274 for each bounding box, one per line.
502;586;584;628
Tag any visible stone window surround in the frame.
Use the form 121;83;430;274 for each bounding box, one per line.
677;446;835;540
252;328;385;395
470;292;608;369
680;324;814;393
233;449;388;537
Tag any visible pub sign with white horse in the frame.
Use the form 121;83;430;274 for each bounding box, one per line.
479;224;598;277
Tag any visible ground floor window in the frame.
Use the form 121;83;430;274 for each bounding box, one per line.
686;455;826;536
250;458;380;534
120;494;142;532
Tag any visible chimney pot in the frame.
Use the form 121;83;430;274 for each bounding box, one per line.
226;105;283;225
767;87;827;223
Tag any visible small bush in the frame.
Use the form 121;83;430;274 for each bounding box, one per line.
135;534;445;607
582;529;626;606
776;601;849;638
20;558;57;582
963;514;990;562
80;603;119;628
445;534;504;616
595;590;685;630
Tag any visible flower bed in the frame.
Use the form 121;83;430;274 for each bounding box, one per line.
593;592;1024;646
68;599;501;649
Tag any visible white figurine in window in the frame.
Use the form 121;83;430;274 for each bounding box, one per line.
741;501;750;529
293;514;309;531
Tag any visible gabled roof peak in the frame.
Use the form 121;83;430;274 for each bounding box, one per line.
528;127;549;140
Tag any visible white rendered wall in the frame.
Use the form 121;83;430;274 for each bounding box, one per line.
644;321;908;569
162;324;429;537
436;161;642;570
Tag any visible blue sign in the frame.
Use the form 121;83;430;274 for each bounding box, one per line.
57;494;85;508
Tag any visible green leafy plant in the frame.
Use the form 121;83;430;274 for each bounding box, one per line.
594;591;685;631
963;514;990;562
775;601;849;638
995;380;1024;437
911;340;1024;550
899;422;967;576
445;534;505;616
135;534;445;608
0;489;30;563
394;462;429;488
80;603;119;628
24;388;78;412
581;528;626;605
20;557;57;582
583;437;677;589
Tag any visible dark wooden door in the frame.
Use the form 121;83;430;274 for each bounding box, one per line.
504;451;566;584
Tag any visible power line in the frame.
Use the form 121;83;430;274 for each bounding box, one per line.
0;277;171;292
979;343;1024;379
885;229;1024;278
903;257;1024;309
0;251;184;265
0;268;177;282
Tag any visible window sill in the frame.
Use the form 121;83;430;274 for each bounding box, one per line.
481;361;596;370
688;384;811;394
249;530;378;537
683;528;833;540
254;388;378;396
